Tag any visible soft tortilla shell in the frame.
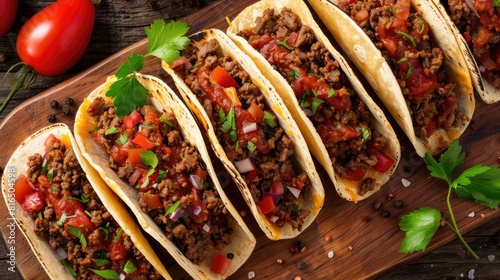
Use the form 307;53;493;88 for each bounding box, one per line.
307;0;474;157
226;0;401;202
162;29;325;239
74;74;255;279
1;123;171;280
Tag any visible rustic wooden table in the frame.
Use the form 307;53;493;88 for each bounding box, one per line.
1;1;499;279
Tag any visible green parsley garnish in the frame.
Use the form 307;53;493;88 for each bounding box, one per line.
116;132;128;145
56;213;68;226
140;124;153;129
104;127;119;135
166;200;181;215
159;116;174;127
68;226;87;248
140;150;158;169
289;71;299;81
84;210;93;218
247;141;256;153
47;168;54;183
88;269;119;280
308;72;323;79
277;38;294;51
88;126;99;134
406;64;413;78
396;31;416;47
412;103;421;110
396;57;408;64
99;226;110;241
122;260;137;275
495;0;500;6
328;88;335;98
61;260;77;277
263;111;276;128
360;126;370;141
220;107;237;141
399;140;500;259
114;228;124;243
411;14;425;34
41;161;49;175
155;169;168;184
105;20;190;118
37;212;43;219
68;195;90;204
95;259;110;267
311;97;324;115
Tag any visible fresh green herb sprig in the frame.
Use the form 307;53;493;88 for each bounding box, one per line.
399;140;500;258
105;19;190;118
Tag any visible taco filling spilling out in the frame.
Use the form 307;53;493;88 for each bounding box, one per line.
86;99;233;265
337;0;469;140
15;133;163;279
237;7;395;196
170;38;312;231
445;0;500;89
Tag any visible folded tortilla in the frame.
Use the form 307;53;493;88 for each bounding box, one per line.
162;29;325;239
226;0;401;202
307;0;475;157
74;74;255;279
1;123;171;280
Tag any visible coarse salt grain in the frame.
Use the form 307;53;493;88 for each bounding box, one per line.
468;268;475;279
488;255;495;262
328;251;334;258
248;271;255;279
468;212;475;218
401;178;411;187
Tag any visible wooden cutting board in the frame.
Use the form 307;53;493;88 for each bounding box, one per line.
1;0;499;279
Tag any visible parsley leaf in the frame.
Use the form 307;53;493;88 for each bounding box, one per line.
122;260;137;274
263;111;276;128
311;97;324;115
277;38;294;51
396;31;416;47
68;226;87;248
61;260;77;277
116;132;128;145
399;207;441;253
495;0;500;6
89;269;119;280
289;71;299;81
166;200;181;215
145;19;190;64
247;141;256;153
424;139;464;184
454;165;500;209
140;150;158;169
105;127;119;135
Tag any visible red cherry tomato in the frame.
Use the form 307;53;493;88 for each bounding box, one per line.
0;0;18;37
16;0;95;76
14;175;33;204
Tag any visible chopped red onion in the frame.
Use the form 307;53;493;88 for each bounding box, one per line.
262;191;280;205
128;169;141;186
71;189;80;196
170;208;184;222
202;223;210;232
269;216;279;223
287;186;301;199
119;273;126;280
193;205;202;216
302;108;312;116
56;247;67;260
190;174;201;189
233;158;255;173
465;0;475;12
243;122;257;133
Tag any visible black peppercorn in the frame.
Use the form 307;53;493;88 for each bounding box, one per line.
50;100;59;109
394;200;404;208
296;240;305;251
65;97;74;106
382;210;391;218
374;201;384;211
297;261;307;270
47;114;56;122
61;105;71;115
227;253;234;259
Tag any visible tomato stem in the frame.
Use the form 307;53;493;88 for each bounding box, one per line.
0;63;37;115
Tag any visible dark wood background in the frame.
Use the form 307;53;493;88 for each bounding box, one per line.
1;1;499;279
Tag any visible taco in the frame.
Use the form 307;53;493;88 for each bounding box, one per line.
307;0;475;157
1;123;171;279
162;29;325;239
73;74;255;279
226;0;401;202
439;0;500;103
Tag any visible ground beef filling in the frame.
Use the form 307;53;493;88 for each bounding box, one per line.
339;0;468;140
238;7;394;196
173;38;312;230
26;140;162;279
446;0;500;89
87;99;232;264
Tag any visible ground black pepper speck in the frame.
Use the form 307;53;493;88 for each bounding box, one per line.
47;114;56;122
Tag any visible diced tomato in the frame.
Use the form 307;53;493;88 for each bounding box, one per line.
123;110;143;129
211;65;238;88
44;133;61;151
170;56;189;69
270;181;284;195
109;239;129;262
132;134;154;149
211;253;232;275
463;31;472;43
247;102;264;123
140;193;163;210
246;162;259;181
37;174;51;188
128;148;147;166
144;112;159;121
367;140;383;154
110;143;130;165
65;210;95;237
473;26;494;48
14;175;34;203
292;177;305;190
373;151;394;173
286;32;298;46
258;196;276;215
346;167;366;181
21;191;44;212
55;198;84;219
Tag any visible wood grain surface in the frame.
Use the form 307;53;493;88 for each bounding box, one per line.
1;0;499;279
